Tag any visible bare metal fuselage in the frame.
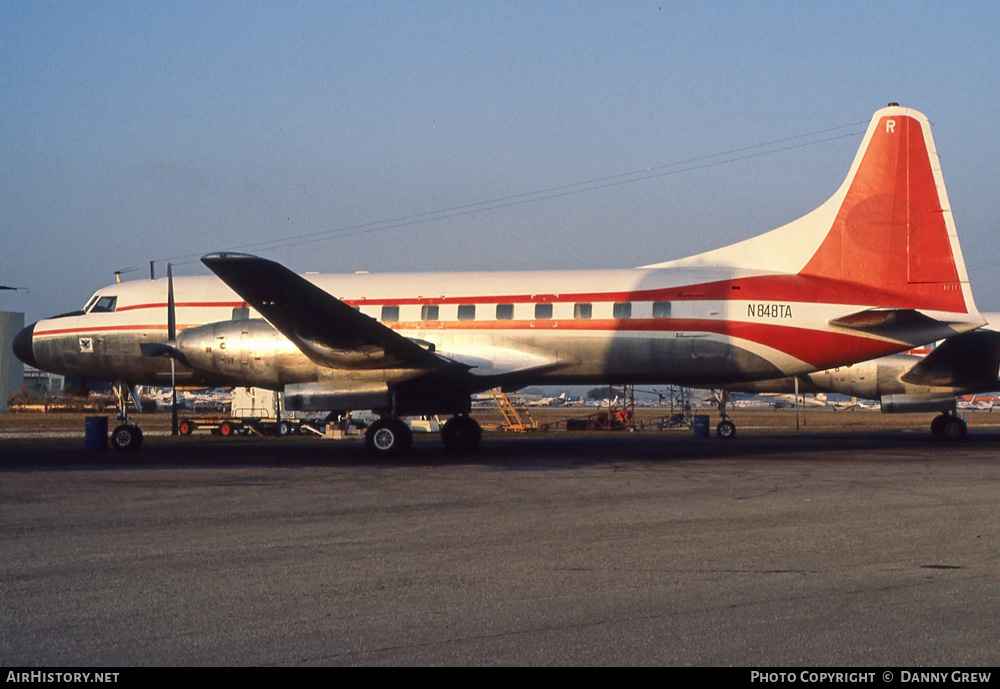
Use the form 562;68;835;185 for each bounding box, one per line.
24;266;976;396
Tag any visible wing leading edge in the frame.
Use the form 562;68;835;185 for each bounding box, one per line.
201;252;455;371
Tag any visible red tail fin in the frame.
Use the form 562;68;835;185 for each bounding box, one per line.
800;111;961;306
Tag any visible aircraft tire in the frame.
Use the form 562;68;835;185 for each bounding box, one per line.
716;419;736;439
931;414;947;438
110;424;143;451
365;419;412;456
441;416;482;452
940;416;967;442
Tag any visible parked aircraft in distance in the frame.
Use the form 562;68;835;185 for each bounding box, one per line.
731;315;1000;439
958;395;1000;410
527;393;570;407
12;105;984;453
757;392;831;409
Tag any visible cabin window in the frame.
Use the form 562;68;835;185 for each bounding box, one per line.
232;307;250;320
574;303;592;319
381;305;399;322
458;304;476;321
496;303;514;320
613;302;632;319
652;301;672;318
421;305;439;321
534;303;553;320
90;296;118;313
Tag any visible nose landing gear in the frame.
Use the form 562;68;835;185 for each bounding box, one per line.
110;382;144;451
716;390;736;439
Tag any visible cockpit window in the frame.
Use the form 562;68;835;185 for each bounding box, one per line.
89;296;118;313
83;295;100;312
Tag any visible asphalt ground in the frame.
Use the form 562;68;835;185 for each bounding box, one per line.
2;414;999;666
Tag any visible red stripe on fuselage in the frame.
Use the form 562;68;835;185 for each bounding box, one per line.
392;318;906;370
35;324;182;336
93;273;966;312
115;301;247;312
341;275;960;308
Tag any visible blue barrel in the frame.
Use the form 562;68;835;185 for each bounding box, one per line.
693;415;710;439
84;416;108;450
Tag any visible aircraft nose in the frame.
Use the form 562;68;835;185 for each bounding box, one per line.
12;322;38;368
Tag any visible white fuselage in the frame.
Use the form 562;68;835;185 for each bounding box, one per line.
25;264;978;393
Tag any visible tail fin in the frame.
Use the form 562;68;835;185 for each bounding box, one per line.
643;106;979;318
799;106;973;312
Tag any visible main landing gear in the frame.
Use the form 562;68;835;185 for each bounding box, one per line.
716;390;736;439
931;413;967;441
363;414;483;456
441;415;482;453
364;418;413;457
110;382;144;451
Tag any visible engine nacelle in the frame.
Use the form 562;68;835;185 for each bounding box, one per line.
284;382;392;412
284;382;472;416
880;395;957;414
173;319;317;388
801;355;922;399
802;360;882;399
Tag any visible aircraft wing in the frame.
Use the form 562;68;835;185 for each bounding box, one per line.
202;253;455;371
900;330;1000;388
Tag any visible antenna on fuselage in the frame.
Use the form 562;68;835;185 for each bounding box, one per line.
114;267;137;284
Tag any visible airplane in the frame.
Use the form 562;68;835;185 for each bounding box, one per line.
527;393;570;407
757;392;830;409
729;314;1000;440
959;394;1000;409
12;105;985;454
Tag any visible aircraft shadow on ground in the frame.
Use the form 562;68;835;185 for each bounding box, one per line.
3;430;998;472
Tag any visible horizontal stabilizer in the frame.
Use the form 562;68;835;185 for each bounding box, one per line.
827;308;942;338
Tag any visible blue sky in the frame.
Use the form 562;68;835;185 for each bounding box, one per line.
3;1;999;321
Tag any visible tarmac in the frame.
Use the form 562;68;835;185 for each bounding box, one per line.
2;421;999;666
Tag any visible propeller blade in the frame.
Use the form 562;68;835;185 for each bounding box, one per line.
167;263;176;341
167;263;178;436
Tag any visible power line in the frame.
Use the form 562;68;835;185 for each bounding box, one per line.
155;119;867;267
